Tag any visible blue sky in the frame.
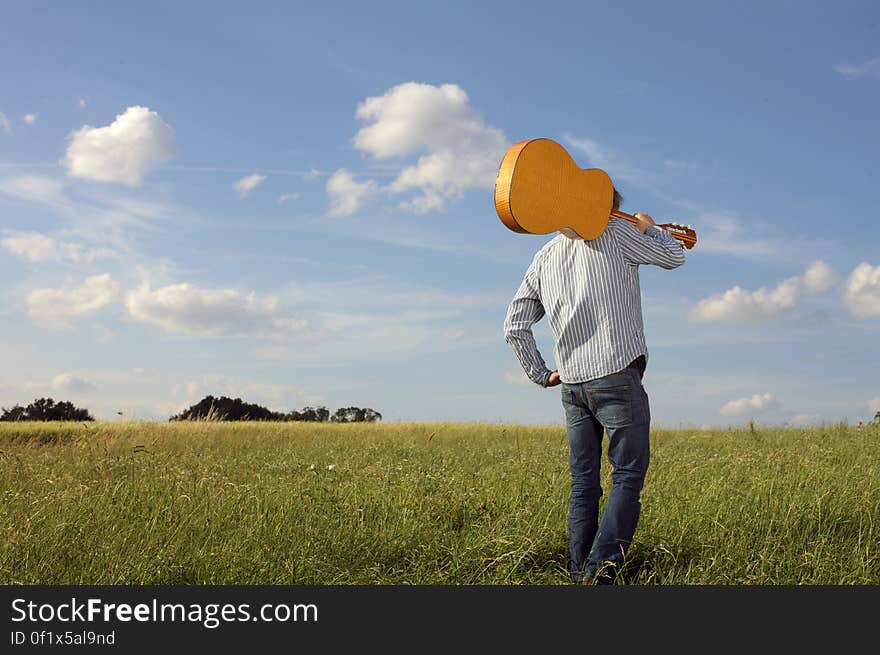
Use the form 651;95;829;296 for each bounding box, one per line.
1;1;878;426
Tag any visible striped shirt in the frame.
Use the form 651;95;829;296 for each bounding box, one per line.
503;219;686;386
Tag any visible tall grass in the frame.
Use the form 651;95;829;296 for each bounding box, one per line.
1;421;877;584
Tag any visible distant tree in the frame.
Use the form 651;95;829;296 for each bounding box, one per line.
170;395;282;421
285;406;330;422
167;395;378;424
331;406;382;423
874;411;880;425
0;398;94;421
0;405;26;421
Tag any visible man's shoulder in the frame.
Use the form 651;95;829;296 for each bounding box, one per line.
605;217;631;234
524;235;565;273
534;234;568;259
606;217;647;240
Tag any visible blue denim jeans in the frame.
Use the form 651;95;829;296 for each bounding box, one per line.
560;358;650;583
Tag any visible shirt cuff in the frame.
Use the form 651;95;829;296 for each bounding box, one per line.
539;370;553;387
646;225;665;237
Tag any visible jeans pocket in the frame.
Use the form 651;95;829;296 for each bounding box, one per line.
626;369;651;425
561;386;587;422
588;386;633;428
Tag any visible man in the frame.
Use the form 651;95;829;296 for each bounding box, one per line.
503;190;685;584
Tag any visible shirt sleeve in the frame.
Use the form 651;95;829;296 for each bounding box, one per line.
611;219;686;269
503;253;553;387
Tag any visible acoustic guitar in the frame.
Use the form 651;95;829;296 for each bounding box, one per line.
494;138;697;249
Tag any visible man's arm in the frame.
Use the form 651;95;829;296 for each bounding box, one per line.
612;213;686;269
503;256;555;387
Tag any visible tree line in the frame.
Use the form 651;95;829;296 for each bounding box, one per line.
0;398;94;422
170;396;381;423
0;396;381;423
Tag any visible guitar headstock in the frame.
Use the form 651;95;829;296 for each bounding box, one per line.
659;222;698;250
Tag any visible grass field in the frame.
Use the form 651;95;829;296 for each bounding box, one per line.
1;421;878;585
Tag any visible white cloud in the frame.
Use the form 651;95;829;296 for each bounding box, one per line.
789;413;822;427
317;309;455;332
351;82;509;212
503;367;533;387
233;173;266;198
78;98;88;109
304;168;322;180
253;310;457;365
0;175;172;255
691;212;779;259
249;276;495;364
834;57;880;80
280;275;503;313
565;135;610;168
564;133;709;194
326;169;377;217
689;277;800;323
802;260;839;294
277;192;300;204
399;191;444;213
125;282;306;337
689;260;836;323
1;230;115;264
27;273;121;328
64;106;176;186
0;175;70;211
23;113;37;125
51;373;96;393
172;375;321;412
565;134;648;187
868;398;880;415
0;112;11;134
842;262;880;318
720;393;779;416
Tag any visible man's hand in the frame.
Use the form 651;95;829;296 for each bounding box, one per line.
547;371;561;387
634;212;656;233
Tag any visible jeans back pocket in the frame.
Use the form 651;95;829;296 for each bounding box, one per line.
587;386;633;428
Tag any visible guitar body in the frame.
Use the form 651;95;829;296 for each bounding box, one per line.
495;138;615;240
495;138;698;249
